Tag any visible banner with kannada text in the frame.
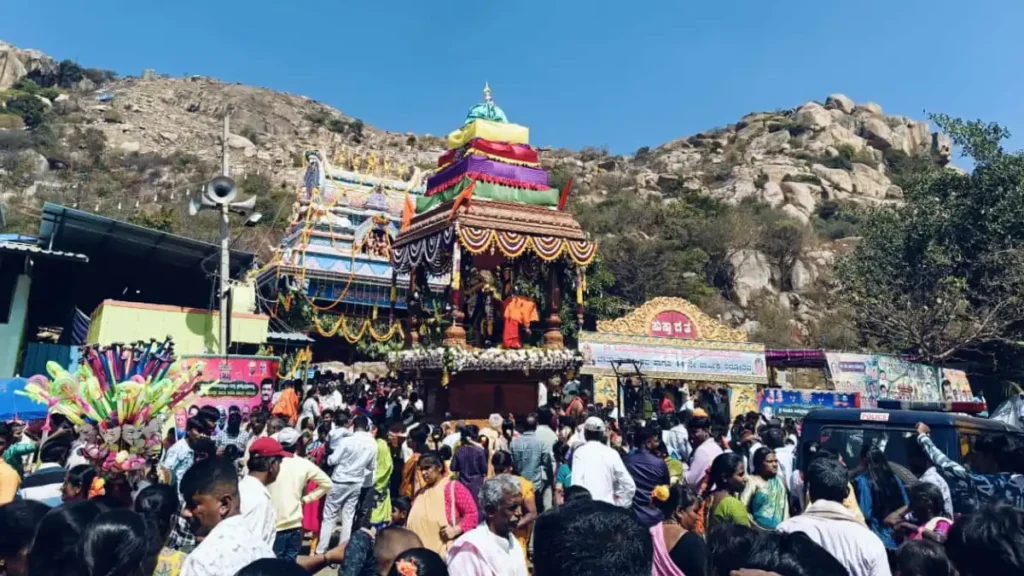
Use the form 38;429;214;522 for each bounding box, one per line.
579;333;768;384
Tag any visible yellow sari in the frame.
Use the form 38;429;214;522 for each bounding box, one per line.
407;478;454;556
515;477;535;565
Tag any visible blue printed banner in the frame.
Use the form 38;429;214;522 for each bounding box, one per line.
759;388;860;420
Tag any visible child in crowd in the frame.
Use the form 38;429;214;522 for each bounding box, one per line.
390;496;411;527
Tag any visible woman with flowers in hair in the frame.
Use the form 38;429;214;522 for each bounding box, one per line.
650;484;706;576
62;464;103;502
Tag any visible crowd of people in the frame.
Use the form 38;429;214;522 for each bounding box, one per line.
1;373;1023;576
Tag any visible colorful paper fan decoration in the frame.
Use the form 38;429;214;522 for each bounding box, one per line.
17;337;204;459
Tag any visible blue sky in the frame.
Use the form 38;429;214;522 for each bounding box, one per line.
3;1;1022;155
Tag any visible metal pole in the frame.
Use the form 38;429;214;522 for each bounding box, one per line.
219;112;231;355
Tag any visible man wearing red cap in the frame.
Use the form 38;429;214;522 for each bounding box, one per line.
241;437;286;548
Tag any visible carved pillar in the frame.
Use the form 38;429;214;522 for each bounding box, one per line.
405;267;420;348
443;236;467;347
543;263;564;349
389;272;397;325
576;267;585;331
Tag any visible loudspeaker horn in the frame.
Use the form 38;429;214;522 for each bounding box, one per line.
205;176;237;205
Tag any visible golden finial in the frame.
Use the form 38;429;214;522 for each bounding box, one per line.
484;82;492;104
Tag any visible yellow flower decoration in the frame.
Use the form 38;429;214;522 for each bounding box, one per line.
651;484;670;503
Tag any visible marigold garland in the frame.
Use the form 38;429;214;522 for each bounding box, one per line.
313;314;404;344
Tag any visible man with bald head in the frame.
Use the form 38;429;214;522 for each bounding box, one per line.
374;527;422;575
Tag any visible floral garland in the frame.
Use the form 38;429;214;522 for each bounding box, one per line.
387;347;583;384
314;313;405;344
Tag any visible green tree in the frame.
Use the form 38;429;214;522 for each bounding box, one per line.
758;218;808;291
837;116;1024;362
4;95;47;128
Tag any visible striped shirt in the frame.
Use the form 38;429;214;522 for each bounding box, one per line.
19;463;66;507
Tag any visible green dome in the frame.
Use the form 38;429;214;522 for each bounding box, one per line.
464;83;508;125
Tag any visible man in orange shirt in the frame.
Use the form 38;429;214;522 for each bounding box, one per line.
272;381;300;426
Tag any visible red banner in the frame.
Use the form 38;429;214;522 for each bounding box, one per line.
649;310;696;339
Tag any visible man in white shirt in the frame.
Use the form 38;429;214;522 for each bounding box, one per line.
239;437;284;548
907;434;954;517
570;417;635;507
777;457;891;576
447;474;528;576
661;413;690;463
316;415;377;554
179;457;275;576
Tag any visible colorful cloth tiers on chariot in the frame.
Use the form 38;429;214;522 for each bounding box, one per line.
393;85;597;277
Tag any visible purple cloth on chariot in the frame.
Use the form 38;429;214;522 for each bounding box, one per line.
426;155;549;195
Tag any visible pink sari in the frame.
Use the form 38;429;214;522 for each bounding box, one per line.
302;444;326;533
649;523;686;576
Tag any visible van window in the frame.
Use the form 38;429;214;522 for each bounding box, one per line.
817;426;917;467
957;431;1024;474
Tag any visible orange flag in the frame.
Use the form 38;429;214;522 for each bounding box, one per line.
448;180;477;221
401;192;415;231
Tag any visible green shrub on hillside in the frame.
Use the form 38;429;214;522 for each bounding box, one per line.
812;200;866;240
4;95;47;128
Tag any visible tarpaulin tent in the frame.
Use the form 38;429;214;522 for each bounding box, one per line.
0;378;47;422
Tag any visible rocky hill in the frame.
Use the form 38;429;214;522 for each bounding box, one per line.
0;41;953;345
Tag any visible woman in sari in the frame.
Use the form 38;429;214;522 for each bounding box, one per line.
491;450;538;565
369;421;395;530
702;452;751;531
302;423;330;552
406;452;479;557
740;447;789;530
650;484;706;576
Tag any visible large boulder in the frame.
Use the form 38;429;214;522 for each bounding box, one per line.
791;260;817;292
226;134;256;150
819;124;868;150
0;42;57;90
748;129;792;154
17;150;48;179
761;181;785;207
782;204;809;224
795;102;833;130
850;163;891;198
854;102;884;116
932;132;953;165
811;164;854;192
825;94;855;114
781;181;820;214
729;249;776;307
860;116;897;150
